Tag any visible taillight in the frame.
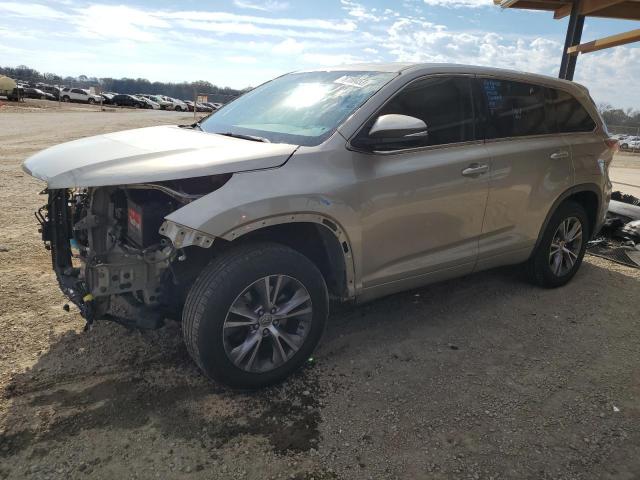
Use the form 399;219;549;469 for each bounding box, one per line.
605;138;619;152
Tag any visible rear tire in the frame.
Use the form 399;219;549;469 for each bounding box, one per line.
62;96;70;102
525;201;589;288
182;243;328;389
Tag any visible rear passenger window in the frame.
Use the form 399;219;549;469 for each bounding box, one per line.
480;79;550;139
354;76;476;151
547;88;596;133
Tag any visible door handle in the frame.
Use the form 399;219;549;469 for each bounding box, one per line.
461;163;489;177
550;151;569;160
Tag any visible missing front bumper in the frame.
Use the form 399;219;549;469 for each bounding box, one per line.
38;189;94;327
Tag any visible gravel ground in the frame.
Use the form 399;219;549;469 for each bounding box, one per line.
1;100;640;480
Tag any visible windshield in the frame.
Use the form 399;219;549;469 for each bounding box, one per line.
200;71;395;146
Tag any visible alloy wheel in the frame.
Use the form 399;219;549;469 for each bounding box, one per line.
223;275;313;373
549;216;583;277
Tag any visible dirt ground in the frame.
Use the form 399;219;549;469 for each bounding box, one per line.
1;99;640;480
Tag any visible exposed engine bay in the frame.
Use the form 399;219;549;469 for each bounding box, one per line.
36;177;229;330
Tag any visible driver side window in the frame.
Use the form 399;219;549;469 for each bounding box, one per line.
354;76;477;151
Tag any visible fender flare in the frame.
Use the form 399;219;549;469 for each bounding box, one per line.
220;213;357;299
532;183;602;252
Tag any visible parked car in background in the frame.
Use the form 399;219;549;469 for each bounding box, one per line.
184;100;212;112
134;95;160;110
110;94;147;108
100;92;115;104
202;102;221;111
620;136;640;150
24;86;46;100
23;87;55;100
138;94;172;110
37;84;61;99
198;102;213;112
60;87;102;104
624;139;640;151
162;96;188;111
184;100;196;112
22;64;615;389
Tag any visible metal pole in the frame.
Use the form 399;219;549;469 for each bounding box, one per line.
559;0;585;81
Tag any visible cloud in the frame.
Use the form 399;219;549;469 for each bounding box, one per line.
0;2;66;19
0;0;637;108
272;38;305;54
341;0;382;22
225;55;259;64
168;10;356;32
301;52;363;66
383;18;560;74
576;47;640;107
70;5;170;42
422;0;493;7
233;0;290;11
175;19;353;40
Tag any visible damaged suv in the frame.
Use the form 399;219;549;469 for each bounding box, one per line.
23;64;614;388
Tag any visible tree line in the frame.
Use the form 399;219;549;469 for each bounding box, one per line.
0;64;249;102
598;103;640;131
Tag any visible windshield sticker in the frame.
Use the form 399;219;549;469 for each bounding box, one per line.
334;75;371;88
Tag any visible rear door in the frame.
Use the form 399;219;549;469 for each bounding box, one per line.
476;77;573;267
548;87;606;190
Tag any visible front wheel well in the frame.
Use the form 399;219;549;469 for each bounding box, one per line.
229;222;350;301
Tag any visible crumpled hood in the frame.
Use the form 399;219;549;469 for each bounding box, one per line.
22;125;298;188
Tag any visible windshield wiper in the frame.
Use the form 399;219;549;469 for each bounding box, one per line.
178;122;202;130
217;132;270;143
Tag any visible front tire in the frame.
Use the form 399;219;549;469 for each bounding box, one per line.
526;201;589;288
183;243;328;389
88;98;95;104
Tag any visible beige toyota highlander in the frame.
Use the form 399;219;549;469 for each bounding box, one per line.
23;63;615;388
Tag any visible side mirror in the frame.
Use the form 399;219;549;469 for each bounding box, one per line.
368;114;428;140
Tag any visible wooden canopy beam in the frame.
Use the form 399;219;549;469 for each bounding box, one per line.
567;28;640;54
555;0;626;18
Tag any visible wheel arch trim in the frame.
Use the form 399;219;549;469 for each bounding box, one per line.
533;183;602;252
220;213;356;299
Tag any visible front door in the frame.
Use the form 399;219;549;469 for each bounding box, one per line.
351;76;491;289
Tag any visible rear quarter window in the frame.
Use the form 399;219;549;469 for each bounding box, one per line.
547;88;596;133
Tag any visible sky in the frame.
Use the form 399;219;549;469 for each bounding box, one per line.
0;0;638;108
